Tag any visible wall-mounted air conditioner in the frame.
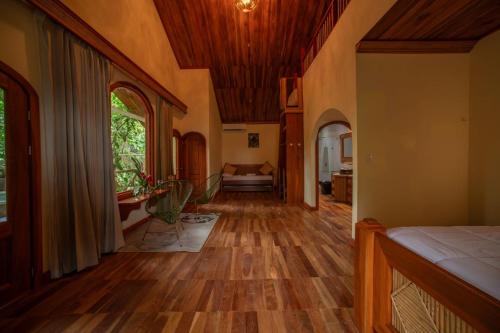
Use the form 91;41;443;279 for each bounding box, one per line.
223;123;247;132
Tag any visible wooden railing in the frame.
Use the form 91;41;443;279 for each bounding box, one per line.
301;0;351;74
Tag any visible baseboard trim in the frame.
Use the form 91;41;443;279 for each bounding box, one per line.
303;202;318;211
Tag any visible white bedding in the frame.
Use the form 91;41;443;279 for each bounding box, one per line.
387;226;500;300
223;174;273;181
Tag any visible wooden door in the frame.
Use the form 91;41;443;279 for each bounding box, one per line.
180;132;206;196
0;69;33;303
285;113;304;205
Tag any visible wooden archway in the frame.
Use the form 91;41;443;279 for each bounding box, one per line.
314;121;351;210
180;132;207;195
0;61;42;302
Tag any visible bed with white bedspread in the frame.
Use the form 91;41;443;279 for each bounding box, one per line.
387;226;500;300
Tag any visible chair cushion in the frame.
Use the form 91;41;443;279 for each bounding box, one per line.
223;163;237;175
259;162;274;175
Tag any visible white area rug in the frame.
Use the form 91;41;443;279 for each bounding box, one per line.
119;213;220;253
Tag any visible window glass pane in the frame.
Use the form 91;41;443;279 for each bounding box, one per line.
0;88;6;222
111;90;146;193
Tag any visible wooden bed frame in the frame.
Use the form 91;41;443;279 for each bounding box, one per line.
221;164;274;192
355;219;500;333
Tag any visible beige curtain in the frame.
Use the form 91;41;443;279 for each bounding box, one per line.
155;97;173;181
36;15;124;278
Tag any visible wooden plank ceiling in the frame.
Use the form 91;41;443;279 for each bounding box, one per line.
154;0;331;123
358;0;500;53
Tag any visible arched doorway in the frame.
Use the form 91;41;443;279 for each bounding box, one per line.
0;61;41;304
315;121;351;210
180;132;206;196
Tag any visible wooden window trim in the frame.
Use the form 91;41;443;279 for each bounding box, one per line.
0;61;43;288
110;81;155;198
117;190;134;201
173;129;181;179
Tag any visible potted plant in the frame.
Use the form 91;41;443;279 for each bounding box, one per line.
130;157;153;197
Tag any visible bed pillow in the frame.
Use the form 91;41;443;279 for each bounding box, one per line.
223;163;237;175
259;162;274;175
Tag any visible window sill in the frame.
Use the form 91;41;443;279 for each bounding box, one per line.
117;189;168;221
117;190;134;201
118;194;148;221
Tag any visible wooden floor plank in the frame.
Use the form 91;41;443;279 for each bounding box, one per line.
0;193;357;332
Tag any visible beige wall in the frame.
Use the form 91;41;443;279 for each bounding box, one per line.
0;0;41;93
63;0;223;177
302;0;397;228
356;54;470;228
173;69;210;138
61;0;181;98
469;31;500;226
172;69;223;177
222;124;280;170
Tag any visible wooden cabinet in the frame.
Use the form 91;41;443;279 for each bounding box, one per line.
332;173;352;205
284;112;304;205
278;76;304;205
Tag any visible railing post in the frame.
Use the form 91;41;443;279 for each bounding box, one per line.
355;219;387;333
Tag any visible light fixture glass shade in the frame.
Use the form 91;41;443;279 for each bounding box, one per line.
235;0;258;13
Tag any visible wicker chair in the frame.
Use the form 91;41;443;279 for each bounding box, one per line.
145;180;193;244
184;173;222;223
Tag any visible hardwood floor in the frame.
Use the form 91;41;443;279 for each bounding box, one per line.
0;192;356;333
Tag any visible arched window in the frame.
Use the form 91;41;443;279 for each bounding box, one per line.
110;82;153;196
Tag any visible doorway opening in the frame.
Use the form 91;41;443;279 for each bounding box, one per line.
315;121;352;215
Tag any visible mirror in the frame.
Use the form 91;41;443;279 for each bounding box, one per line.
340;132;352;163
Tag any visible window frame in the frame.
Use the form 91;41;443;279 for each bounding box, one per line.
172;129;181;179
110;81;154;200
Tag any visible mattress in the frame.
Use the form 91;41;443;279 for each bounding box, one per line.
223;174;273;181
387;226;500;300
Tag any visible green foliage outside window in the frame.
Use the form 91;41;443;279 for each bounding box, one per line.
111;92;146;192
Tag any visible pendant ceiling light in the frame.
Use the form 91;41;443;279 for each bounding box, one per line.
235;0;258;13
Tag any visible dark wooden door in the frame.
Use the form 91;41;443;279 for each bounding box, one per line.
0;70;33;303
285;113;304;205
180;132;206;196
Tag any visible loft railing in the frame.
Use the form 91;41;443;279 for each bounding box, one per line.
301;0;351;74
